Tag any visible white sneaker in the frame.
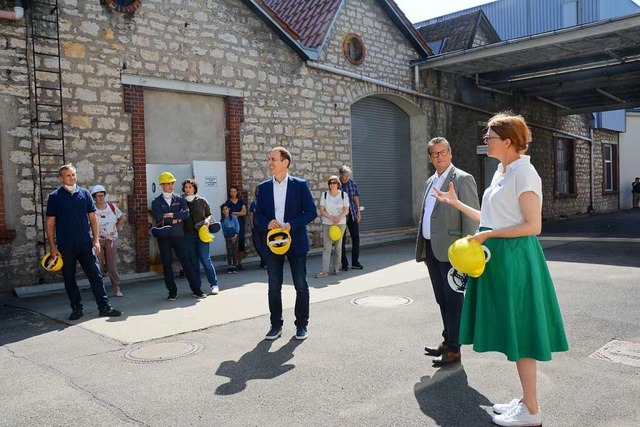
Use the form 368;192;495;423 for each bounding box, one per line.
115;290;124;297
492;403;541;426
210;285;219;295
493;398;521;414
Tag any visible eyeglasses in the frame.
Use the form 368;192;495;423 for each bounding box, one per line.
429;150;449;159
483;136;502;143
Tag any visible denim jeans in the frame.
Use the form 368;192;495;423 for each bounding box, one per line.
157;236;202;296
424;240;464;353
58;242;110;311
341;213;360;267
185;234;218;288
266;251;309;328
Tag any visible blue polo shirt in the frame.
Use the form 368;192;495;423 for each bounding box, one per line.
46;186;96;245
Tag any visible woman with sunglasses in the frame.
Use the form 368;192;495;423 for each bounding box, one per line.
315;175;350;278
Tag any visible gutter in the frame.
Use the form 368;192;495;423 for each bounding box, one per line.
305;61;592;141
0;0;24;21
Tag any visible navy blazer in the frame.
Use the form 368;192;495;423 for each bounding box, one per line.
255;175;317;256
151;193;190;237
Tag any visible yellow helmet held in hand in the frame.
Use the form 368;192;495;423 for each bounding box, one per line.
41;252;63;272
198;224;213;243
267;228;291;255
447;236;491;278
328;225;342;242
158;171;176;184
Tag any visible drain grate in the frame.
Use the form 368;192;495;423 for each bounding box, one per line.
589;340;640;368
123;340;203;364
350;295;413;308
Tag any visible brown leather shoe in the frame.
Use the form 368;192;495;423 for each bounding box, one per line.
424;342;446;356
432;351;461;367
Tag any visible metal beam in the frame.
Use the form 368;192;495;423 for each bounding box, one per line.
595;88;626;103
487;61;640;90
557;101;640;115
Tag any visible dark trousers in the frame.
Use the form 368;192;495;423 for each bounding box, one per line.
266;251;309;328
58;242;110;311
252;228;267;265
158;236;202;296
341;213;360;268
424;240;464;353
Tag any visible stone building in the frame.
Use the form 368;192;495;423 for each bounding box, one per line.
0;0;626;291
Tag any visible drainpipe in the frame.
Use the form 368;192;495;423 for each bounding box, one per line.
0;0;24;21
589;128;594;212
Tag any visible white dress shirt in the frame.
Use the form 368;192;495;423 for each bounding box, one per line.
273;173;289;225
422;164;453;239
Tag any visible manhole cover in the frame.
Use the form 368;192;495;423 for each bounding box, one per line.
350;295;413;308
123;340;203;364
589;340;640;368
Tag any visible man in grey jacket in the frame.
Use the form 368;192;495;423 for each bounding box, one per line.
415;137;480;367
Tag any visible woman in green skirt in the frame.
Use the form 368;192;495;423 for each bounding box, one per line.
434;113;568;427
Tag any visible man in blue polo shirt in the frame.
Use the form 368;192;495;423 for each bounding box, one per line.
46;163;121;321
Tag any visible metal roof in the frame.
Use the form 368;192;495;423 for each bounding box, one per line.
414;13;640;115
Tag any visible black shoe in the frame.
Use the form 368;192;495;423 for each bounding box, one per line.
167;294;177;301
259;264;267;269
341;265;349;271
69;307;83;321
192;293;207;299
98;307;122;317
352;263;363;270
424;342;446;356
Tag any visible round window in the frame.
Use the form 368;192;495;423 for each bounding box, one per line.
105;0;142;13
343;33;365;66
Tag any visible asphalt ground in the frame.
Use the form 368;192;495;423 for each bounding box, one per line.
1;210;639;426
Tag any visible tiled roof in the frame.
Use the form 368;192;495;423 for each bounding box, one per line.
417;11;497;54
264;0;342;48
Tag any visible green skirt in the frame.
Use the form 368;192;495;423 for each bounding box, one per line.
460;234;568;361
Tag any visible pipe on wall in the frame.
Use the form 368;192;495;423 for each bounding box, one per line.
305;60;593;142
0;0;24;21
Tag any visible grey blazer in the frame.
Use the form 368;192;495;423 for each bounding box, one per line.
415;165;480;263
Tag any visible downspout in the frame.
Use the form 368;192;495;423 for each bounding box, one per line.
589;128;594;212
0;0;24;21
306;60;593;142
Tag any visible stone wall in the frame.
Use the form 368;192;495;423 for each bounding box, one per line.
0;12;38;290
0;0;432;287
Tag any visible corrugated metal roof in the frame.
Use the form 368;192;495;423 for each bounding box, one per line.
264;0;342;48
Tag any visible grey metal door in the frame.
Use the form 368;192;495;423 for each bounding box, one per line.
351;97;412;232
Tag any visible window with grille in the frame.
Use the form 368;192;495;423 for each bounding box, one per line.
555;138;575;196
602;144;618;193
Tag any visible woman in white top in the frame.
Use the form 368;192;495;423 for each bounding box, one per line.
315;175;350;278
433;113;567;427
91;185;126;297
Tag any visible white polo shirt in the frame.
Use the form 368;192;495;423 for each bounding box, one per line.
480;156;542;229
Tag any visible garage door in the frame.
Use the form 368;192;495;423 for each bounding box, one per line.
351;97;412;232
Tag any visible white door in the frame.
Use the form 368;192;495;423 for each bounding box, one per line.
193;160;227;257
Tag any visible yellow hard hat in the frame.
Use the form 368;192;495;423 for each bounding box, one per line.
41;252;63;272
159;171;176;184
328;225;342;242
267;228;291;255
447;236;491;278
198;224;213;243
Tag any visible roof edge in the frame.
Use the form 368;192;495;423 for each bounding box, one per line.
241;0;319;61
375;0;433;57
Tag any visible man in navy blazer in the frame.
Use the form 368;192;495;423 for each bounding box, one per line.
255;147;317;341
151;172;206;300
